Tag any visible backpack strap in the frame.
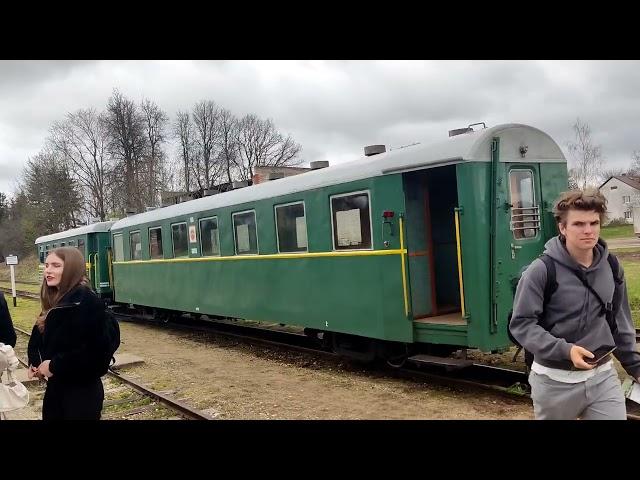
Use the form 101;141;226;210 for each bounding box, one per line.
566;256;620;336
607;253;624;335
539;254;558;328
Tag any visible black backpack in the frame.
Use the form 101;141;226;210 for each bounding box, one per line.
101;307;121;374
507;253;624;369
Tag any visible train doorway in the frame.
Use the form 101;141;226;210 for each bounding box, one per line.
403;165;462;324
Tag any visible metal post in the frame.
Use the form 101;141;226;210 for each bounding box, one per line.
10;264;17;307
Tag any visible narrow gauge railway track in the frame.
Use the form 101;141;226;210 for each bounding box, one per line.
6;287;640;420
12;326;214;420
1;287;39;300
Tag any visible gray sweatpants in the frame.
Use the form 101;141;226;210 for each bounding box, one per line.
528;367;626;420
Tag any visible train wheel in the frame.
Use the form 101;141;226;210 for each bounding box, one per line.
385;343;409;368
154;309;170;324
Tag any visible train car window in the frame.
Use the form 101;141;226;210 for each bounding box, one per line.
199;217;220;256
509;170;540;239
232;210;258;255
39;247;45;263
149;227;164;259
275;202;308;253
78;238;85;259
61;242;66;247
113;234;124;262
129;231;142;260
171;222;189;258
330;191;372;250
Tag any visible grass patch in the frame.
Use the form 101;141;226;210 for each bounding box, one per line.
6;297;41;332
0;280;40;293
610;246;640;254
620;258;640;328
601;224;635;240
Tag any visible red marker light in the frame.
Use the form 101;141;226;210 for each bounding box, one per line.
382;210;394;218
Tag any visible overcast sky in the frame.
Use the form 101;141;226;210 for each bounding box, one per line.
1;60;639;195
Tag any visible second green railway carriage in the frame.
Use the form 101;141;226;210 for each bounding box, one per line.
35;221;115;298
108;123;568;359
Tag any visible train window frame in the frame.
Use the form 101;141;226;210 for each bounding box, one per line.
129;230;142;261
171;222;189;258
274;201;308;254
508;168;540;240
78;238;85;258
148;226;164;260
113;234;124;262
232;209;259;255
329;190;373;251
199;216;221;257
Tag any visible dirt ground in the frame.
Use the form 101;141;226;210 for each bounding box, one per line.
96;320;534;420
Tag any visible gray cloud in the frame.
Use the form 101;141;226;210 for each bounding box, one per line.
1;60;640;195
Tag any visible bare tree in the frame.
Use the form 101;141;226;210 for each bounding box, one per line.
140;98;168;207
104;89;147;213
566;118;603;190
567;168;580;190
598;167;626;185
217;108;239;184
0;192;7;223
630;150;640;177
192;100;223;191
233;114;302;181
48;108;111;221
174;111;196;193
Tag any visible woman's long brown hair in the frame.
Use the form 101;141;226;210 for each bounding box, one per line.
36;247;88;333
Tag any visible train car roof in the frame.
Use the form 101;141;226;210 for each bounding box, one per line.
112;123;566;230
35;221;116;245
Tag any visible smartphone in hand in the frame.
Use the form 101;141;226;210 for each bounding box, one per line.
585;347;616;365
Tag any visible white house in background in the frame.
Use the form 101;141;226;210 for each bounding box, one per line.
599;174;640;224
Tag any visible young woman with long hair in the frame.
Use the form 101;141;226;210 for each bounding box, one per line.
27;247;107;420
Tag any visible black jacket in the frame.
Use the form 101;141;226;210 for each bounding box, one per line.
28;285;107;385
0;291;16;347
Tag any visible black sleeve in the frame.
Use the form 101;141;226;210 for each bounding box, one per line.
27;324;43;367
48;296;106;379
0;292;17;347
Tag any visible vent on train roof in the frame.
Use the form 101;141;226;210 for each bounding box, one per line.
448;122;487;137
364;145;386;156
310;160;329;170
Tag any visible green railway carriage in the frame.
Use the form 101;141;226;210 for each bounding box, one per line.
35;221;115;298
108;123;568;359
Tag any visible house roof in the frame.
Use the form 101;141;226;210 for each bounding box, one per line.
599;175;640;191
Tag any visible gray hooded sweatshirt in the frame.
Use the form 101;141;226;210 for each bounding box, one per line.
509;236;640;379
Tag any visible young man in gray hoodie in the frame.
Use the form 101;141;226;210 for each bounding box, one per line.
509;188;640;420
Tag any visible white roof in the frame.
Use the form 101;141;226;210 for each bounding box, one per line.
35;221;116;245
112;123;566;231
